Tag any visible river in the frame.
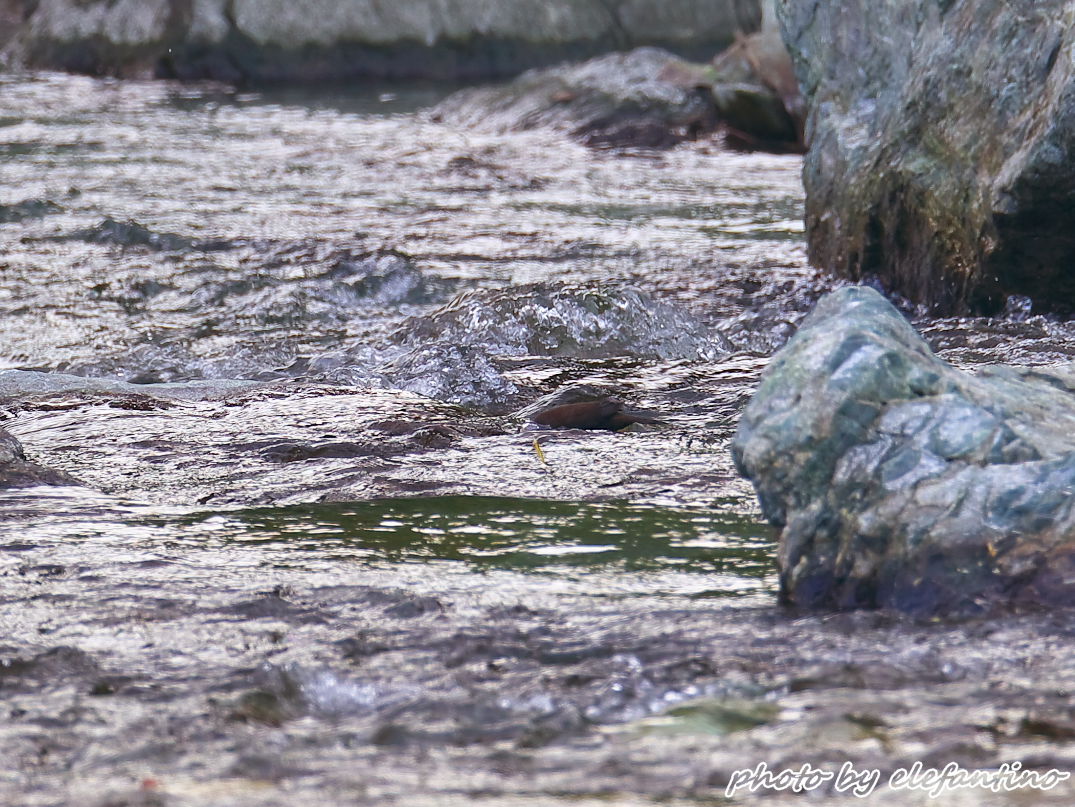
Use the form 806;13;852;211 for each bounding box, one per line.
1;71;1072;806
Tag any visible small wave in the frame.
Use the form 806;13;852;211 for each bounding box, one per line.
243;251;451;326
254;662;416;719
68;217;233;252
381;342;519;409
0;198;62;223
0;369;256;401
381;283;730;407
396;282;729;361
45;247;446;384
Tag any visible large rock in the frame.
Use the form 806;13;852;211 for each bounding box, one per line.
733;286;1075;613
707;2;803;149
433;44;802;150
779;0;1075;315
0;428;80;489
432;47;722;149
1;0;761;81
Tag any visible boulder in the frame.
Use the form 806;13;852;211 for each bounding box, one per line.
0;0;188;77
432;47;722;149
779;0;1075;314
733;286;1075;614
1;0;761;82
433;44;802;150
0;428;80;489
707;6;803;150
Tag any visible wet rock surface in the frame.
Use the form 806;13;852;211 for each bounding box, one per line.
2;0;761;82
779;0;1075;314
433;47;723;150
529;396;664;430
0;428;80;489
735;286;1075;613
434;44;802;151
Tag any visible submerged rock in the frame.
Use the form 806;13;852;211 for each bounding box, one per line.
779;0;1075;314
69;217;230;252
0;198;63;223
381;341;520;411
0;428;80;489
733;286;1075;613
397;282;727;362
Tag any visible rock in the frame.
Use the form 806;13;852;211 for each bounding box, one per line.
394;282;728;362
0;428;81;489
707;4;804;150
517;386;665;430
432;47;722;149
733;286;1075;614
2;0;189;77
2;0;762;82
530;397;664;430
70;218;202;252
710;82;801;151
434;43;802;150
0;199;64;223
779;0;1075;314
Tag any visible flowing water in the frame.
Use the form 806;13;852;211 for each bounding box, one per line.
1;71;1074;806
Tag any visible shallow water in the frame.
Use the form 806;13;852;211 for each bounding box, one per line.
2;72;1075;806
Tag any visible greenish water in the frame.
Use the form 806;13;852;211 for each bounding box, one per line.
1;484;775;593
158;494;776;591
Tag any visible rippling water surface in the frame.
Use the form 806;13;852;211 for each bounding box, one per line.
0;70;825;513
2;72;1074;806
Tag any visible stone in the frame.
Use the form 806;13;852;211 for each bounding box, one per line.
0;428;81;489
707;4;803;150
433;43;802;150
778;0;1075;314
530;397;663;430
432;47;722;148
733;286;1075;613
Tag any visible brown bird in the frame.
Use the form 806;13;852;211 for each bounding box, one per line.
530;397;663;431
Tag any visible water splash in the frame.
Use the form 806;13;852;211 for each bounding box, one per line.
384;282;731;407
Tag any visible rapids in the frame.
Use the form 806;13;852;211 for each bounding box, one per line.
1;72;1073;806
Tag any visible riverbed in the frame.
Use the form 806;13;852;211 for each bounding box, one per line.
1;71;1073;806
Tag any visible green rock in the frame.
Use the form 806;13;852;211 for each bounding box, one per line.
432;47;722;149
733;286;1075;613
778;0;1075;314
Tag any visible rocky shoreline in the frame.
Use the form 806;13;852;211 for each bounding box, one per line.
0;0;761;82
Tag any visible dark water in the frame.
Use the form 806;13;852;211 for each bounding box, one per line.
2;72;1074;805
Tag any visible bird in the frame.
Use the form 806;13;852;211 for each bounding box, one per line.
529;396;663;431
